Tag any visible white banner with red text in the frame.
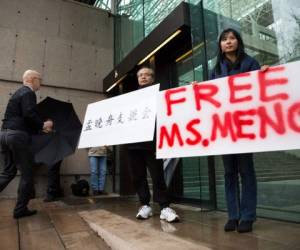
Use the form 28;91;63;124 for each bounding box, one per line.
156;61;300;158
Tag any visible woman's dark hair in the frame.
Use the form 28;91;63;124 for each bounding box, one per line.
213;28;246;75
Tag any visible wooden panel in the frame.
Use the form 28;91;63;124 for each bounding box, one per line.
16;0;46;34
0;226;19;250
18;199;64;250
0;216;16;230
44;37;71;87
18;211;53;233
69;42;96;91
0;0;18;30
49;210;89;235
13;30;45;82
61;230;110;250
0;27;15;80
0;199;16;216
0;197;18;249
20;228;65;250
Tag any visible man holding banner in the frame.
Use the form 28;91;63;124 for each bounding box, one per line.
127;66;179;223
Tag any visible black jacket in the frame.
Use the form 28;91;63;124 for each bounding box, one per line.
2;85;43;134
210;54;260;80
127;132;156;151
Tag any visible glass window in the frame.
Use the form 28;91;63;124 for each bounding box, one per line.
94;0;112;11
144;0;184;36
115;0;144;64
115;0;191;64
114;0;300;221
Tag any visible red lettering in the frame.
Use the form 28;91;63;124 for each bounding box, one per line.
211;112;237;142
165;87;186;116
158;124;184;149
258;66;289;102
186;118;202;145
193;84;221;111
257;103;285;138
202;139;209;147
288;102;300;132
233;109;256;140
228;72;252;103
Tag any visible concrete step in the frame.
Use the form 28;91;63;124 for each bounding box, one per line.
79;209;209;250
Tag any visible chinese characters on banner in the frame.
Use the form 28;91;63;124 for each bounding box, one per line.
78;84;160;148
156;61;300;159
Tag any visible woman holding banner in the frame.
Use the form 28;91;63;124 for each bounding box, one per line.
210;28;268;233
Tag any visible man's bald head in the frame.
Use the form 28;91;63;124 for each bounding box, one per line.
23;70;42;91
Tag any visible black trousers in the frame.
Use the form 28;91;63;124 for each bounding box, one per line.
47;160;62;197
0;130;35;213
222;153;257;221
128;149;169;208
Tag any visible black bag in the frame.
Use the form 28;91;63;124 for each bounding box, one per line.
71;179;90;196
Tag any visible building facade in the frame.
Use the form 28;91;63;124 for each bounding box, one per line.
0;0;299;223
107;0;300;223
0;0;114;196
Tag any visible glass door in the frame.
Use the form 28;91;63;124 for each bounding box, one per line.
167;6;217;207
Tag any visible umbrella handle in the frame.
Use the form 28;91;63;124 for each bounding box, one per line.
42;129;56;134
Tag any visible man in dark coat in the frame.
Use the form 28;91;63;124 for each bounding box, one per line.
127;66;179;223
0;69;53;218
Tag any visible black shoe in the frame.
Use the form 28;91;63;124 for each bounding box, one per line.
43;195;58;203
29;189;36;199
224;219;239;232
55;190;64;198
98;191;108;195
46;189;64;198
14;209;37;219
92;190;99;196
237;220;253;233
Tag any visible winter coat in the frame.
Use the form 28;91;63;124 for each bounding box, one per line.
210;54;260;80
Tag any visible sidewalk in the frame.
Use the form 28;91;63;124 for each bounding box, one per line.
73;197;300;250
1;196;299;250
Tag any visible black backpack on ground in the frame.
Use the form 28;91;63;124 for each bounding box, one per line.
71;179;90;196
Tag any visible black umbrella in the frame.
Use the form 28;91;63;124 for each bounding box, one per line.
31;97;82;166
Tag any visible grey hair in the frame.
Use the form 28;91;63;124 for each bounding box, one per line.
22;69;41;82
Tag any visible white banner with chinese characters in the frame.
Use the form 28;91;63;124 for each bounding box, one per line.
156;61;300;159
78;84;160;148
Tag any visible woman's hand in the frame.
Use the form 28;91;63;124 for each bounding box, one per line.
260;65;269;72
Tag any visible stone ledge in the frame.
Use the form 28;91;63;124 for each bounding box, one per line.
79;209;210;250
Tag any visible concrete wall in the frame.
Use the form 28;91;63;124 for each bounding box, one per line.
0;0;114;197
0;0;113;92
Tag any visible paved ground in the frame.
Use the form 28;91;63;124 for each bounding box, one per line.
1;196;300;250
0;198;109;250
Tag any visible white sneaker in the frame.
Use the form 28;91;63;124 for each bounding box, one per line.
136;205;153;219
160;207;180;223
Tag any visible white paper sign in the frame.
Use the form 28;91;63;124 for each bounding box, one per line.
78;84;160;148
156;61;300;159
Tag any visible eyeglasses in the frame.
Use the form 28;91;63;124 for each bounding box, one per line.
137;73;152;77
